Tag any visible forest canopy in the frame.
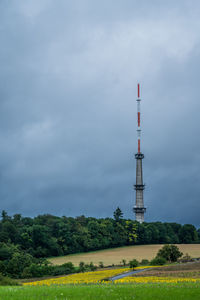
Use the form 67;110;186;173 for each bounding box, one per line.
0;209;199;260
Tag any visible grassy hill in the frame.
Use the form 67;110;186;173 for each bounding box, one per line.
49;244;200;266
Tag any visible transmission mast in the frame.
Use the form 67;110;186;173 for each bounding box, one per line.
133;83;146;223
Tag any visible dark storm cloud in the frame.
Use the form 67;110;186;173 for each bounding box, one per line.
0;0;200;226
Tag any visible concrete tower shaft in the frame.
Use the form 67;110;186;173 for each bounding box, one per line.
133;84;146;223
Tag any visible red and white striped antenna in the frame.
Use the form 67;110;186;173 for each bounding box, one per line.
137;83;141;153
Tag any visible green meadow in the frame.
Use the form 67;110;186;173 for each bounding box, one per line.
1;283;200;300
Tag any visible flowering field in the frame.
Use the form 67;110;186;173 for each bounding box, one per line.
23;266;167;286
23;267;131;286
3;266;200;300
22;264;200;287
115;276;200;284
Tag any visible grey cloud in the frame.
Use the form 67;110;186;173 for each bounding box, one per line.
0;1;200;226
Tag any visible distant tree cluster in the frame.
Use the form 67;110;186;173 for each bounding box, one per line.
0;245;76;279
0;209;199;267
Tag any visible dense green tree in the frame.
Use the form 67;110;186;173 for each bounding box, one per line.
1;211;10;222
125;221;137;243
12;214;22;225
20;231;33;249
129;259;139;269
1;221;18;243
6;252;34;278
197;228;200;241
156;244;183;262
0;243;18;260
136;223;146;244
113;222;127;246
179;224;198;243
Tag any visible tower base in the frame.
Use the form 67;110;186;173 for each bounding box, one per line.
133;206;146;223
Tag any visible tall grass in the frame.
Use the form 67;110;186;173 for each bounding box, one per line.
0;283;200;300
0;274;20;286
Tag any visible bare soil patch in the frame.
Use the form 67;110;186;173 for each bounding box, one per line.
134;262;200;278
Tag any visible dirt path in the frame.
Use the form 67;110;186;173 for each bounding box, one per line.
110;268;150;281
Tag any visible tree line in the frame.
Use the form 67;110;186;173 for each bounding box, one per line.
0;209;199;259
0;209;199;278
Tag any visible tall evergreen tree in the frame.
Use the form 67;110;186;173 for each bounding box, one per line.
113;207;123;222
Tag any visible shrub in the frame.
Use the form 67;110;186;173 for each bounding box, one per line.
89;262;97;271
121;259;126;266
99;261;104;268
22;262;75;278
0;273;20;286
79;261;86;272
51;262;75;276
140;259;149;266
150;257;167;265
22;263;44;278
178;253;192;263
129;259;139;269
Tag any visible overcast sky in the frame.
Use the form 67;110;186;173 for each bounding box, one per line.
0;0;200;226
